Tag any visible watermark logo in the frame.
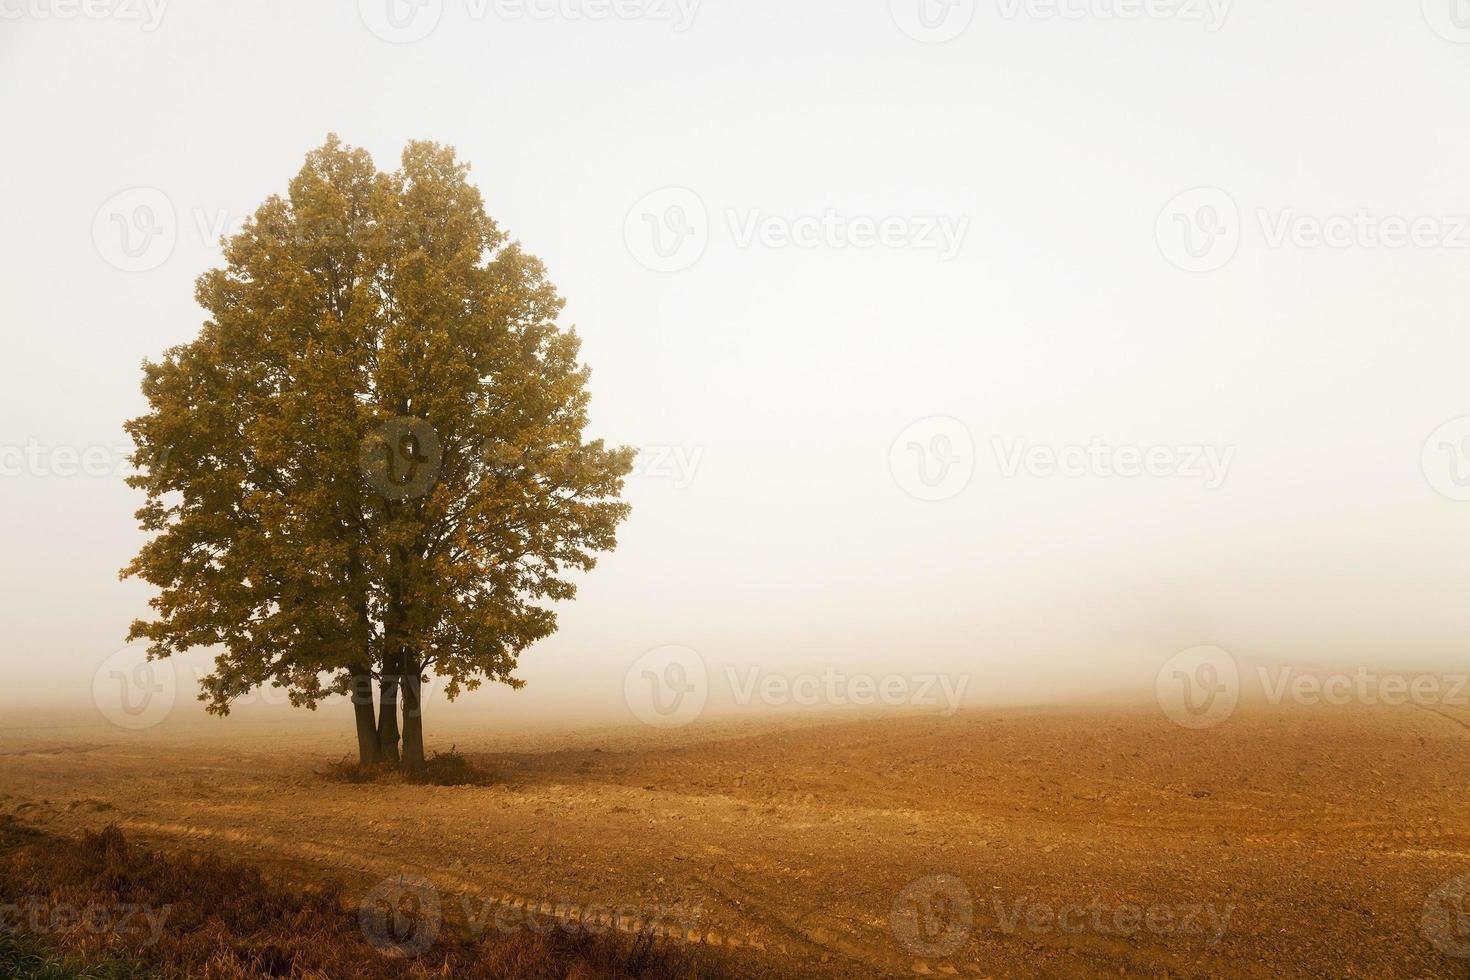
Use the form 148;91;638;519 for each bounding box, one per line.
1425;875;1470;958
891;875;973;958
359;0;443;42
360;875;441;959
1423;0;1470;43
1156;187;1239;273
625;187;709;273
92;644;177;731
891;0;975;43
1155;644;1238;730
92;187;177;273
889;416;975;502
360;417;442;501
624;645;708;728
1423;417;1470;502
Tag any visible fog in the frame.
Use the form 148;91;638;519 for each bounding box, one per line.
4;1;1470;732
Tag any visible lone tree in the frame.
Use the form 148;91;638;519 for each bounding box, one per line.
122;136;634;768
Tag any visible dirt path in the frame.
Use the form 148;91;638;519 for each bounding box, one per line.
3;703;1469;977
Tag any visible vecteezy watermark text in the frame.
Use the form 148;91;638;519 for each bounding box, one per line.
889;0;1229;43
0;441;145;479
992;894;1232;945
1157;187;1470;272
466;893;702;941
726;209;969;261
0;899;172;946
624;188;970;272
725;666;969;716
0;0;167;30
991;437;1234;489
622;645;970;728
995;0;1229;30
891;875;1232;960
359;873;705;961
358;0;700;43
889;419;1236;501
630;444;704;489
1258;666;1470;708
1155;644;1470;730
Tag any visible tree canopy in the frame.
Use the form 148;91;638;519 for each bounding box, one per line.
122;135;634;766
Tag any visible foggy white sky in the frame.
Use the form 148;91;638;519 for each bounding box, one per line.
3;1;1470;728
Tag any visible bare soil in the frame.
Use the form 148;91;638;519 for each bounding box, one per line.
3;702;1468;978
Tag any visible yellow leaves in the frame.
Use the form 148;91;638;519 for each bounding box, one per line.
124;136;632;718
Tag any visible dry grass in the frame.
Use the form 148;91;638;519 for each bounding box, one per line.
0;931;152;979
0;817;743;979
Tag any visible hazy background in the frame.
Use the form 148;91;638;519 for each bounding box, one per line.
3;1;1470;731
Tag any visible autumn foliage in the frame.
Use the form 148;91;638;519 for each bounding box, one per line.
122;136;633;767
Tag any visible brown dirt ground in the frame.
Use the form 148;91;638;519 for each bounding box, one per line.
3;702;1469;978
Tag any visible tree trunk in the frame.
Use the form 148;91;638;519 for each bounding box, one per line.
401;667;425;772
380;547;408;766
349;666;381;766
377;652;402;765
